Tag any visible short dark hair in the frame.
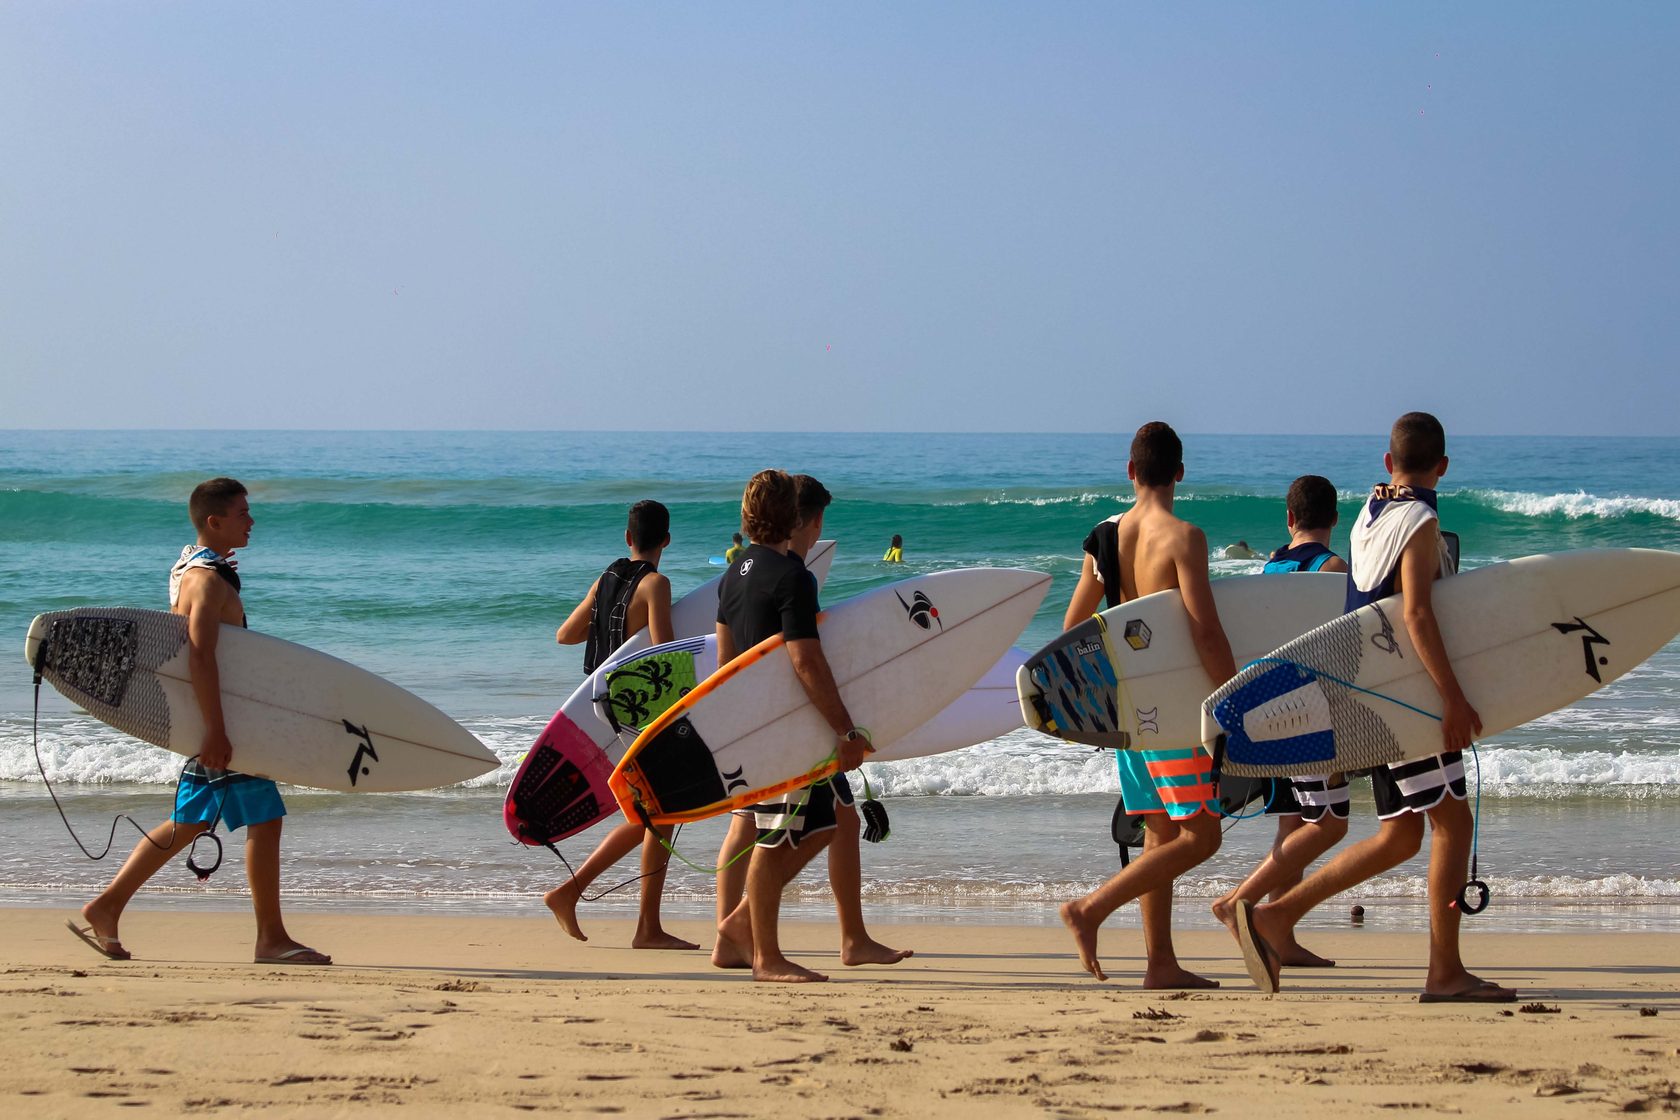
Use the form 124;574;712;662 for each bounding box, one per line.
741;470;798;544
189;477;247;532
627;500;670;551
792;474;832;521
1286;475;1339;531
732;533;743;544
1390;412;1446;473
1130;422;1183;488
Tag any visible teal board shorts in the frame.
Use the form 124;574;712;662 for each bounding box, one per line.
1117;747;1220;820
173;766;286;832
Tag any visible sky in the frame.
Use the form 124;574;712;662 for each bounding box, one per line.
1;3;1676;435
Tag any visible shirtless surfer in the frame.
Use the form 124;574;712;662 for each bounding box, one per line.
1058;422;1237;986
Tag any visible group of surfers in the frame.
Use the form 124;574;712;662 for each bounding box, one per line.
63;412;1518;1004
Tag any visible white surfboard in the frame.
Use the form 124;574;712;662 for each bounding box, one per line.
611;539;836;660
873;646;1029;762
1203;549;1680;777
25;607;496;793
503;542;837;845
610;568;1052;825
1017;573;1347;752
593;640;1029;764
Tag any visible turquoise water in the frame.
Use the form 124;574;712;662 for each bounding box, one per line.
2;431;1678;928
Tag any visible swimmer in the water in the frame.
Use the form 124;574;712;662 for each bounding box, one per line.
1223;540;1261;560
882;534;904;563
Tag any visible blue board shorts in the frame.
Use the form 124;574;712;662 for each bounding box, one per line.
173;766;286;832
1117;748;1219;820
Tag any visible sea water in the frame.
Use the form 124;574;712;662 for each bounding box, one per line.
2;430;1677;933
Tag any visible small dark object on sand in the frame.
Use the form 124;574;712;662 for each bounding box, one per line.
1519;1002;1561;1015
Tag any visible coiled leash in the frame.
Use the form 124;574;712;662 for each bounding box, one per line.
31;643;226;880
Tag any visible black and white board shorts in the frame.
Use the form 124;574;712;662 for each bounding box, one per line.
1263;774;1351;823
734;773;855;849
1371;751;1467;819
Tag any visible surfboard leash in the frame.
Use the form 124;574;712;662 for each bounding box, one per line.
30;645;227;879
540;823;686;903
1227;656;1491;915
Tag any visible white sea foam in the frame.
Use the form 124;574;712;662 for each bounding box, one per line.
1465;488;1680;521
7;718;1680;799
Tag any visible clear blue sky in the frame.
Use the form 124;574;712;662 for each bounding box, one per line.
2;3;1675;434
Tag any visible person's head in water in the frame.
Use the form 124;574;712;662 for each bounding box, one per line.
1128;421;1184;490
1286;475;1339;534
1236;541;1249;550
189;477;252;553
732;532;743;546
741;470;799;547
1386;411;1448;483
890;534;903;549
626;500;670;557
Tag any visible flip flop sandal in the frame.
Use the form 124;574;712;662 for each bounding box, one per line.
66;918;130;961
254;946;332;965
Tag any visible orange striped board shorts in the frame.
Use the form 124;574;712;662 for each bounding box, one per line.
1117;747;1219;820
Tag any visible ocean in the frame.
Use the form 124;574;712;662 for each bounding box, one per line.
3;430;1678;935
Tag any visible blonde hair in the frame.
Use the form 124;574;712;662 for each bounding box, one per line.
741;470;798;544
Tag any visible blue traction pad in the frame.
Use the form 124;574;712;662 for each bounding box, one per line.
1211;663;1338;768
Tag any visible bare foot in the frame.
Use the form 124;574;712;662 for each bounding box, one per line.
543;882;587;942
841;937;913;967
632;927;699;951
1279;941;1336;968
753;955;829;983
1142;963;1220;990
712;907;753;970
1060;900;1106;982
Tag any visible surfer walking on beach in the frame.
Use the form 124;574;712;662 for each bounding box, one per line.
1058;423;1237;987
1235;413;1518;1003
710;470;879;983
545;500;695;951
711;475;910;975
70;478;330;966
1212;475;1350;968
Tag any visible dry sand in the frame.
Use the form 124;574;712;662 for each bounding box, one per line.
4;906;1677;1117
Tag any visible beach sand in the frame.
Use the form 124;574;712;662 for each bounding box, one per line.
4;906;1677;1117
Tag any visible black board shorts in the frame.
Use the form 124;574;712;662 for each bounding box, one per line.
744;773;855;849
1263;774;1351;823
1371;752;1467;819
